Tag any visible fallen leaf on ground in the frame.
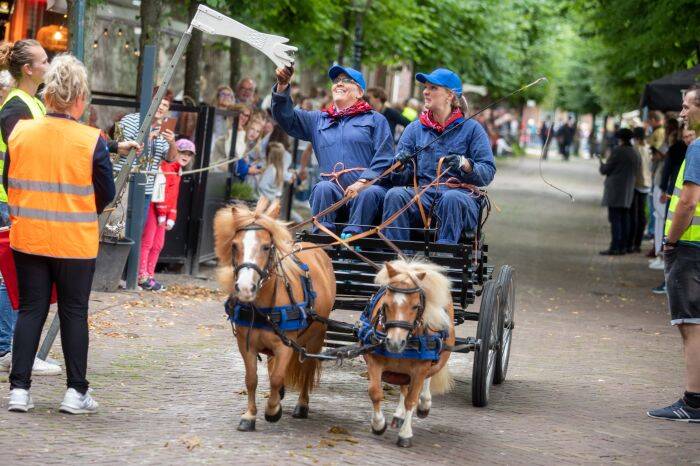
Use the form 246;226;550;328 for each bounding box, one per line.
180;435;201;451
328;426;349;435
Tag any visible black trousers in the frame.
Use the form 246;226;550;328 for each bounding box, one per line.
9;250;96;394
629;191;648;250
608;207;631;252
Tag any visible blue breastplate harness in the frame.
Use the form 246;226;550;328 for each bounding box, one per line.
225;260;316;332
356;287;449;362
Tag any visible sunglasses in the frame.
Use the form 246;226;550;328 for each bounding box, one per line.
332;77;356;85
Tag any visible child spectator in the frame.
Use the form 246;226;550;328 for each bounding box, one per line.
257;142;286;201
138;139;195;291
234;117;266;184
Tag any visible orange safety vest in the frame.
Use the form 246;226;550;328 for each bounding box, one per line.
7;116;100;259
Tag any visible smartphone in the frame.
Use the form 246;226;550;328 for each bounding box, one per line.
160;117;177;134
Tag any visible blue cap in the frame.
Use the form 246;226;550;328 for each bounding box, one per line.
328;65;366;91
415;68;462;96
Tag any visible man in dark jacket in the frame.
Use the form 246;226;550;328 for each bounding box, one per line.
599;128;640;255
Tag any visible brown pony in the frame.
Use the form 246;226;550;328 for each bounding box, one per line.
213;198;335;431
364;259;455;447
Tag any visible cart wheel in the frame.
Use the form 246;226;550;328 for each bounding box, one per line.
494;265;515;385
472;280;500;407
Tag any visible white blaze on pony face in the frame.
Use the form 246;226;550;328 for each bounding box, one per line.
235;229;262;302
384;290;421;354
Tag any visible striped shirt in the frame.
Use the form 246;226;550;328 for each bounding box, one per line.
112;112;170;195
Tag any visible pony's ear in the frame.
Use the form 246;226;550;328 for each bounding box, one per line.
265;199;281;219
385;262;398;278
254;197;271;216
414;271;427;282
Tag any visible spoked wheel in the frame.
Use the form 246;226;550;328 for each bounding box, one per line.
472;280;501;407
494;265;516;385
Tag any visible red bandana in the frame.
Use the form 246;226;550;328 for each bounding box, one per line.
419;108;464;133
323;99;373;120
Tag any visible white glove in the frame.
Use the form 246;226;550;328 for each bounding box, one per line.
157;216;166;226
166;219;175;231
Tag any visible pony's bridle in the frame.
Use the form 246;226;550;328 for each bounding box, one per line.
232;224;276;290
378;283;426;338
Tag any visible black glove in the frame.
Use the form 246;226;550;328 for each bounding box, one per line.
395;150;414;166
444;153;464;172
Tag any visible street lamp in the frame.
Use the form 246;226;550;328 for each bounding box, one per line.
352;0;372;70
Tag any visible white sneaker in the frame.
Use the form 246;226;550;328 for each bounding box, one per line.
59;388;98;414
32;357;61;376
0;352;11;372
649;257;664;270
8;388;33;412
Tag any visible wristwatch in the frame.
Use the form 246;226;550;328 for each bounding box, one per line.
358;178;369;183
662;237;677;248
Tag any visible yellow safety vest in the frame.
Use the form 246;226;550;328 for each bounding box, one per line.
8;117;100;259
665;159;700;243
0;89;46;202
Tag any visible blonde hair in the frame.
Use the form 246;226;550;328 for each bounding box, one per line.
41;54;89;112
0;39;42;81
266;142;285;187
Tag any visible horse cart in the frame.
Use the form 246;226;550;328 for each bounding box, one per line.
298;200;516;408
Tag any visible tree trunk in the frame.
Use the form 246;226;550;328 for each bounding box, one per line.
137;0;163;98
229;38;241;91
589;112;598;156
184;0;203;103
336;7;352;65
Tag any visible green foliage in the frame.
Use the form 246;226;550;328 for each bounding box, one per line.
567;0;700;112
157;0;698;114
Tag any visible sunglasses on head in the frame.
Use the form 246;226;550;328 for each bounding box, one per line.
332;77;356;85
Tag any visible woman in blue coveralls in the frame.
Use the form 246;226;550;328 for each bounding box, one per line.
382;68;496;244
272;65;393;237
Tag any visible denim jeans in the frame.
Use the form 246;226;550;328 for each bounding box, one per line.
0;201;10;227
0;282;17;354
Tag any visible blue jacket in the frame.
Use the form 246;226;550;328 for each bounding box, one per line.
271;86;394;188
394;117;496;188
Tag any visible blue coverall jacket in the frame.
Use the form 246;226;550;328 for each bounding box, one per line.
271;86;394;234
383;116;496;244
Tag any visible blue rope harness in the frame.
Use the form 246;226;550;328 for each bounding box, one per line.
225;261;317;332
356;288;448;362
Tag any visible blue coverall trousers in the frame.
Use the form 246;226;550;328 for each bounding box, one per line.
381;187;480;244
310;180;387;235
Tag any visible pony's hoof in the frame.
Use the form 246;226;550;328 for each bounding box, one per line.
264;406;282;423
292;405;309;419
390;417;404;429
417;408;430;418
237;419;256;432
396;436;412;448
279;386;285;400
371;422;387;436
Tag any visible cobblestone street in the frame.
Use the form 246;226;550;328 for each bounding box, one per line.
1;156;698;465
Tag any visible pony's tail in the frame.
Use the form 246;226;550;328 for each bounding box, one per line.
430;364;454;395
284;323;325;392
284;357;322;393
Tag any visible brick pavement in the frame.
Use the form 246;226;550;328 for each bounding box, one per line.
1;156;698;465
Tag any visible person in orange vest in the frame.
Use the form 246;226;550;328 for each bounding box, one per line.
0;39;61;377
0;40;139;378
3;54;115;414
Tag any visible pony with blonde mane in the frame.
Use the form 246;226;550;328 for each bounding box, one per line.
364;259;455;447
214;198;335;431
